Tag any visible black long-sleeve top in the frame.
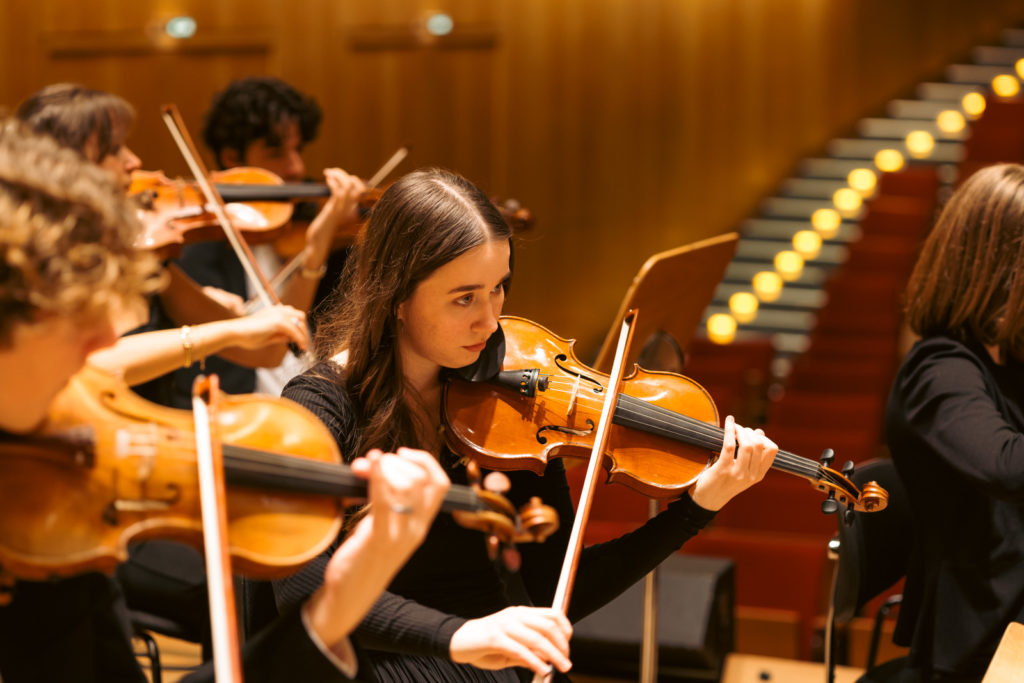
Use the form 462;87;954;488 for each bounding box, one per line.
276;361;716;673
887;335;1024;679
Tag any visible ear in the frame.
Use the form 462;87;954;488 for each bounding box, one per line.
220;147;242;169
396;301;406;324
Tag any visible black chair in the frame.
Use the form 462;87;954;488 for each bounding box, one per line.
825;458;915;682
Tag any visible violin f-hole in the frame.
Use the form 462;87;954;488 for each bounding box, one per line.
536;419;595;445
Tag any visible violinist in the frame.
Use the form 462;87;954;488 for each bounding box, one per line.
15;83;316;403
0;115;450;683
174;76;366;402
274;168;779;681
886;163;1024;682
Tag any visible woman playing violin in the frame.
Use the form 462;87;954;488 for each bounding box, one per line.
887;163;1024;682
276;167;779;680
0;115;451;683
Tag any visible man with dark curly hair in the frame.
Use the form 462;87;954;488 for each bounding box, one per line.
175;76;364;402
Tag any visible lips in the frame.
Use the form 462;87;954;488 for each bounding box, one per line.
463;341;487;352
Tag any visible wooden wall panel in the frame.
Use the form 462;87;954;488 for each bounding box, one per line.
2;0;1023;358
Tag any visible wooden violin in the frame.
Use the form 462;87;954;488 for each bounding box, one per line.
0;366;558;583
132;168;536;258
442;316;888;515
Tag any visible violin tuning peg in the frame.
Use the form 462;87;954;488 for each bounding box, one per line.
482;471;511;494
841;460;855;477
486;535;500;562
466;460;482;484
502;546;522;573
821;491;839;515
819;448;835;468
843;507;856;526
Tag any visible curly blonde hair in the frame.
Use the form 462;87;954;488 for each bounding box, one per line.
0;116;163;345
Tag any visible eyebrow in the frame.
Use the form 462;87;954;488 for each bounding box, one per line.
447;271;511;295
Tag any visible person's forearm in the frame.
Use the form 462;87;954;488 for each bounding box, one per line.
303;518;409;650
89;319;270;385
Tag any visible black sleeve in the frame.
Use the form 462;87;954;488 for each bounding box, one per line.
515;459;717;622
894;339;1024;501
183;605;362;683
276;369;469;657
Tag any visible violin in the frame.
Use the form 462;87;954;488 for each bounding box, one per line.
132;169;536;258
131;167;299;256
442;316;888;515
0;366;558;583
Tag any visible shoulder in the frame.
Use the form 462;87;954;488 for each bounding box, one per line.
894;335;994;404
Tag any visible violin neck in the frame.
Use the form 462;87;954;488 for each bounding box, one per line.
221;444;482;513
215;183;330;204
609;395;825;484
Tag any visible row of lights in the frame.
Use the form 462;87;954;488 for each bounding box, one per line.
706;61;1024;345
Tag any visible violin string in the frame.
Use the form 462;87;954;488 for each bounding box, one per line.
534;376;855;495
132;426;484;508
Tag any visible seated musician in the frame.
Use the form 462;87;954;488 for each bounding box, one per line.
0;115;449;683
274;167;779;680
16;82;362;406
174;76;366;402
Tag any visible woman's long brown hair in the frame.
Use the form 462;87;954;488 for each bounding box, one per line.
905;163;1024;356
313;168;513;462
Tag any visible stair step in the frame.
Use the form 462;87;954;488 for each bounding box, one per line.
972;45;1024;65
916;82;984;101
946;63;1017;85
827;138;962;163
856;117;966;142
741;218;861;243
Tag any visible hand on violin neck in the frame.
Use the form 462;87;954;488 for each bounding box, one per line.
688;415;778;511
305;168;366;251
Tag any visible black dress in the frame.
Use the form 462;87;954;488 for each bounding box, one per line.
276;361;717;682
887;335;1024;680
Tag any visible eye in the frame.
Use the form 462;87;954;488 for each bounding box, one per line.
455;293;474;306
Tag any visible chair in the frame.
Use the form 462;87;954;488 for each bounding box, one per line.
825;459;914;683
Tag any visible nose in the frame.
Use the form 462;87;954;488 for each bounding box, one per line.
121;146;142;173
476;299;500;337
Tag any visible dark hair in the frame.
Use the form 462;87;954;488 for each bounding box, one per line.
0;116;162;346
314;168;513;459
16;84;135;162
202;77;322;169
905;163;1024;356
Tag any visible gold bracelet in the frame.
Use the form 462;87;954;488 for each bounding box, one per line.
180;325;194;367
300;263;328;279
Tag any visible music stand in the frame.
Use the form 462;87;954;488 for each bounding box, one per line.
593;232;740;373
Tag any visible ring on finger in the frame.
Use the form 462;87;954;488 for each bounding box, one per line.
390;503;414;515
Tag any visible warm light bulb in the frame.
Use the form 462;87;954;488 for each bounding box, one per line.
874;148;905;173
792;230;822;260
833;187;863;214
728;292;759;324
847;168;877;196
707;313;737;345
1016;58;1024;80
992;74;1020;98
752;271;783;303
811;208;841;239
905;130;935;159
774;250;805;282
962;92;987;120
936;110;966;135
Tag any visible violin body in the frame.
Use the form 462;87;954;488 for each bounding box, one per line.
131;167;298;256
443;316;888;513
444;316;717;498
0;365;342;581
